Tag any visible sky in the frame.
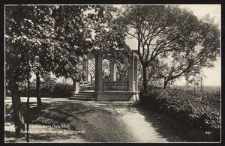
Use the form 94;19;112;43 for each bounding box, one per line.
124;4;221;86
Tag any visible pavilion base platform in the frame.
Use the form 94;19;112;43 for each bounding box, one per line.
69;91;95;101
95;91;139;101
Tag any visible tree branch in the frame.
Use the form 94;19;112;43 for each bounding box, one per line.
125;31;138;39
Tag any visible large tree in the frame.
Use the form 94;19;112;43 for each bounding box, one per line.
158;15;220;88
117;5;220;91
5;6;39;137
6;5;58;109
5;6;89;136
5;5;62;136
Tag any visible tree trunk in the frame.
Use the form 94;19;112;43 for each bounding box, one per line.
9;82;25;138
36;73;41;107
26;74;30;142
72;78;76;90
163;78;168;89
142;64;147;92
73;78;77;94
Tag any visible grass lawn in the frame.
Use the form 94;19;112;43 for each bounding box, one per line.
5;99;139;142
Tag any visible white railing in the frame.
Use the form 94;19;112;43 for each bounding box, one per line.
103;81;128;91
80;81;95;90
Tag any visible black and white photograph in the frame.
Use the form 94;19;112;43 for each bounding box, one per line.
4;4;221;143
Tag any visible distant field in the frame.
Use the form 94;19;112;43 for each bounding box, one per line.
175;85;220;94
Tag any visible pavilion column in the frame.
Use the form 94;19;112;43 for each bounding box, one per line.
73;79;80;95
83;57;89;81
134;57;138;91
110;61;116;81
128;53;134;91
95;51;103;94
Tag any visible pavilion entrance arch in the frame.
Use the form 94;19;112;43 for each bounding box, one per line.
74;50;139;101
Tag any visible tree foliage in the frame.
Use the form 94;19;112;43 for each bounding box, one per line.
87;5;131;62
51;5;93;78
118;5;220;89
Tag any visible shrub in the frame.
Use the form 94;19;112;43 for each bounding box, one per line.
51;83;74;97
40;84;55;97
140;87;220;141
12;83;74;98
19;87;36;97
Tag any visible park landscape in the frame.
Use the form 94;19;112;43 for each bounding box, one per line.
5;4;221;143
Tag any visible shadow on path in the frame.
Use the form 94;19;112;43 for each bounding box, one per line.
134;105;187;142
83;101;185;142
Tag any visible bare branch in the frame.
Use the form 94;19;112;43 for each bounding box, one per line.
125;31;138;39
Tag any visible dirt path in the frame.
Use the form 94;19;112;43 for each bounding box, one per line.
5;97;183;143
78;101;169;142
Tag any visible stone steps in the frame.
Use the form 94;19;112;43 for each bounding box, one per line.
69;91;95;101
